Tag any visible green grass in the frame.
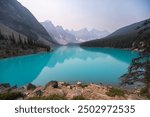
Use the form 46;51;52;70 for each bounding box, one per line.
0;92;24;100
106;88;125;97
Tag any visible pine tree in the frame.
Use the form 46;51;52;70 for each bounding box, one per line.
0;30;5;40
121;28;150;96
0;30;2;39
11;33;16;44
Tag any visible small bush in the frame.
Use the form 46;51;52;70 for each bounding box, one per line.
63;83;70;87
140;87;150;99
140;87;148;95
72;95;86;100
106;88;125;97
0;92;24;100
78;84;88;88
28;94;66;100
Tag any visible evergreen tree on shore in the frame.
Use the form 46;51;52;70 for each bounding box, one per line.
121;27;150;96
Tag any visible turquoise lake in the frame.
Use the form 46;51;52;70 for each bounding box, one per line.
0;46;138;87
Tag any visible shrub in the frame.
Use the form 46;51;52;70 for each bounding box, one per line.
0;92;24;100
140;87;150;99
140;87;148;95
78;84;88;88
26;83;36;90
106;88;125;97
63;82;70;87
72;95;86;100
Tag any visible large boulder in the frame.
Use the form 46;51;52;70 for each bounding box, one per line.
45;81;58;88
26;83;36;90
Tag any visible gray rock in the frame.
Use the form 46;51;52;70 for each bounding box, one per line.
0;83;10;88
0;83;11;93
45;81;58;88
0;87;7;93
26;83;36;90
34;90;43;96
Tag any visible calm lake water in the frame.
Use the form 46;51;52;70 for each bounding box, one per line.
0;46;138;87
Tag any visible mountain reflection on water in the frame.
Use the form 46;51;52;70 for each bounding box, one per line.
0;46;138;86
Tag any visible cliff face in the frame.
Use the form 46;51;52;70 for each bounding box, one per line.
0;0;55;58
0;0;54;46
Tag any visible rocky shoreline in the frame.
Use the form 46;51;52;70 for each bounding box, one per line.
0;81;147;100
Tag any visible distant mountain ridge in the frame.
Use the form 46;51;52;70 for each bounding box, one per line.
70;28;109;41
81;19;150;48
41;20;109;45
41;21;77;45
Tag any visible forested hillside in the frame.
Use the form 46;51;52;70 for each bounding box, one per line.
81;19;150;49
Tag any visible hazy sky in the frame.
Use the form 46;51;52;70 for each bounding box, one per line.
18;0;150;32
